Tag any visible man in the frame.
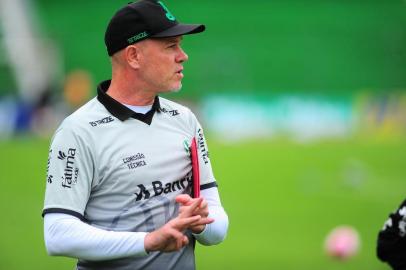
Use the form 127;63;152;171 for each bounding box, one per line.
377;199;406;270
42;1;229;269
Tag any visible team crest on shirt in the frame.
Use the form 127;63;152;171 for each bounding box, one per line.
183;139;190;155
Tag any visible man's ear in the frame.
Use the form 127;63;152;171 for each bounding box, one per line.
125;45;140;69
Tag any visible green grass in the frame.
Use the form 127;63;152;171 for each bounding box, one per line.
1;137;404;269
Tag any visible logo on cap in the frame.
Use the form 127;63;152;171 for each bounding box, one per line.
158;1;176;21
128;31;149;44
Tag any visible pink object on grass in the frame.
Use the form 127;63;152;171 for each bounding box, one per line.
324;225;360;260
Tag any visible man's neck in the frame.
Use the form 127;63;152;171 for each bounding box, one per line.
107;78;156;106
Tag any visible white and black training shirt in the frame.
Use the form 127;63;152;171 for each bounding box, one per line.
42;80;219;270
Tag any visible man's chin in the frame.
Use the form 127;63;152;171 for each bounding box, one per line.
169;83;182;93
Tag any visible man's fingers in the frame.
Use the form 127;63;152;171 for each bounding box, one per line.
177;198;203;219
199;200;208;209
191;217;215;226
182;197;203;216
179;203;209;217
173;215;201;230
182;235;189;246
168;227;184;240
173;229;191;250
174;234;189;251
175;194;192;205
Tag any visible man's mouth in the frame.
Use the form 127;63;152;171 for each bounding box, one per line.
176;69;184;78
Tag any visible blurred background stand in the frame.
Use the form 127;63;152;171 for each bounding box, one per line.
0;0;62;137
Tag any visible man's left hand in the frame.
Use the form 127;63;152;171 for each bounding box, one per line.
176;194;213;234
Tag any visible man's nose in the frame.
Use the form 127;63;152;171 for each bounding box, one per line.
177;47;188;63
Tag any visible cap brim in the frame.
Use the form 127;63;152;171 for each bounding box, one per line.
150;24;205;38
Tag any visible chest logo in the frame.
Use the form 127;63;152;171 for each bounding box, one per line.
123;153;147;170
134;176;191;201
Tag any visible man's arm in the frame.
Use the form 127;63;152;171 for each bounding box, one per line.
44;198;209;260
177;188;229;246
44;213;147;260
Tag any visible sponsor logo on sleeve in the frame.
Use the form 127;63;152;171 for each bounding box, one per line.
57;150;67;160
89;116;114;127
46;149;53;184
122;153;147;170
197;128;209;164
59;148;78;188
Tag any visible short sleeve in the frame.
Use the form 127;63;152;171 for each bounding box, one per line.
42;120;94;220
190;112;217;190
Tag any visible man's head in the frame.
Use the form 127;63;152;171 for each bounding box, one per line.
112;36;187;92
105;0;205;56
105;0;205;93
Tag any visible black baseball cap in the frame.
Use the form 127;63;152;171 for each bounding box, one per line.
105;0;205;56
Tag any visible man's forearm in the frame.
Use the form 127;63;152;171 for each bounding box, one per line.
193;187;229;245
44;213;147;260
193;205;228;245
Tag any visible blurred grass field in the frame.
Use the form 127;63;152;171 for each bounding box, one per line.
1;137;405;269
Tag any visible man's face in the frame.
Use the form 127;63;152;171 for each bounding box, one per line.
137;36;188;93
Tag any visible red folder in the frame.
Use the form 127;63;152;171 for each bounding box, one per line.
190;137;200;198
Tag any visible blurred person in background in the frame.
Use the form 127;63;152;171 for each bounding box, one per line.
41;1;228;269
377;198;406;270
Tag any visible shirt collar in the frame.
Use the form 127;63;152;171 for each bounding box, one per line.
96;80;161;125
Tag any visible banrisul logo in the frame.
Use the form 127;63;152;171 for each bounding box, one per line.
134;175;191;201
158;1;176;21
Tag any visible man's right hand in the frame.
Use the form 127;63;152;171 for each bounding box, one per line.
144;198;206;252
144;215;201;252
